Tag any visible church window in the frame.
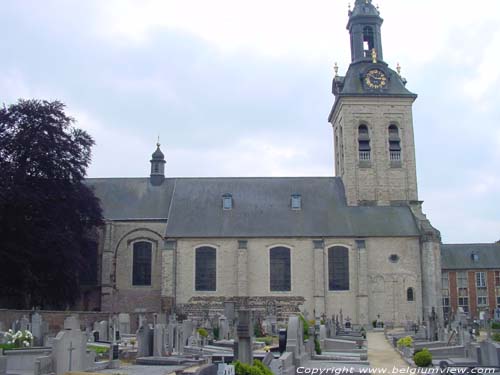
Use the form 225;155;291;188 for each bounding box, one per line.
132;241;152;286
222;193;233;210
388;125;401;162
407;287;414;302
358;125;371;162
495;271;500;287
389;254;399;263
291;194;302;210
328;246;349;291
270;247;291;292
476;272;486;288
238;240;248;249
195;246;216;291
153;163;159;173
313;240;325;250
362;26;375;56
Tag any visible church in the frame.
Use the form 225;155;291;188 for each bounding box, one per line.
85;0;445;325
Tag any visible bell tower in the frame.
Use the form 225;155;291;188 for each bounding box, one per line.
329;0;419;206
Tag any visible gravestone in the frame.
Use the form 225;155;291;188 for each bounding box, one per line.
175;323;184;354
52;328;87;375
137;323;154;357
64;315;80;331
219;316;229;340
0;355;7;375
98;320;108;341
285;316;305;367
31;313;44;346
217;363;235;375
181;320;193;349
20;316;30;331
235;310;253;364
224;302;236;321
153;324;166;356
278;329;287;354
319;325;327;342
167;320;177;353
118;313;131;334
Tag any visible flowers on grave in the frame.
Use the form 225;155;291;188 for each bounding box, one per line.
4;329;33;348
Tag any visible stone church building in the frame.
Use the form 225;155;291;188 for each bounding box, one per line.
86;0;444;325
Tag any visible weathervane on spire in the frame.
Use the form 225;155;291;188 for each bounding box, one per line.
334;62;339;77
157;135;161;147
396;63;402;76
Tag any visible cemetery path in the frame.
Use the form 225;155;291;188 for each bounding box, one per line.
367;332;408;369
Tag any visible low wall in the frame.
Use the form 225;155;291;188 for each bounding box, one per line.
0;309;156;334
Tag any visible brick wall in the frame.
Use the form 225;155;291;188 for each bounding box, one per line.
449;271;458;313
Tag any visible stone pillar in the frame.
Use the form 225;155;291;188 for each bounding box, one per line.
235;310;253;364
237;246;248;297
356;240;369;326
161;241;175;313
313;241;326;317
101;222;115;312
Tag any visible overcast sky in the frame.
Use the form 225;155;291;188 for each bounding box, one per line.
1;0;499;244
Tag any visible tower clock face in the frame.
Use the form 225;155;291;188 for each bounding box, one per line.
364;69;387;89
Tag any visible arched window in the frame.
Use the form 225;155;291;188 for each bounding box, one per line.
407;287;414;302
195;246;216;291
388;124;401;162
328;246;349;291
363;26;375;56
270;247;291;292
133;241;152;286
358;125;371;162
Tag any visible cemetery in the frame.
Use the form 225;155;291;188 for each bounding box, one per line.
3;304;500;375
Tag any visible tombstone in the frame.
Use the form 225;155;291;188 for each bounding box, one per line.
153;324;166;356
219;316;229;340
20;316;30;331
64;315;80;331
217;363;235;375
175;323;184;354
429;307;438;341
11;319;20;332
278;329;287;354
181;320;193;349
92;331;99;342
98;321;108;341
235;310;253;364
319;325;327;342
285;316;305;367
118;313;131;334
31;313;43;346
166;320;177;353
0;355;6;375
345;316;352;330
137;323;154;357
52;329;87;375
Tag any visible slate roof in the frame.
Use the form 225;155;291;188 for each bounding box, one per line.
441;243;500;270
87;177;420;238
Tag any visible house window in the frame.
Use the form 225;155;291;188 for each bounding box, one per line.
495;271;500;287
195;246;216;291
442;271;449;290
132;241;152;286
443;289;450;320
407;287;414;302
458;284;469;313
476;272;486;288
291;194;302;210
497;296;500;308
222;194;233;210
388;124;401;162
477;287;488;306
270;247;291;292
238;240;248;249
328;246;349;291
457;271;468;288
358;125;371;162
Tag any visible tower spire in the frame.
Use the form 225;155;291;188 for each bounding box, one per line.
150;140;166;185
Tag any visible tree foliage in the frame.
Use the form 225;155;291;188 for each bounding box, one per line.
0;99;103;309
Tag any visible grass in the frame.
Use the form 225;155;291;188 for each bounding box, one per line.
87;344;109;355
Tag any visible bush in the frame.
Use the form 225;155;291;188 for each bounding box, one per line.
314;338;322;355
234;360;273;375
413;348;432;367
492;333;500;342
299;315;310;341
491;322;500;330
87;345;109;355
197;328;208;338
255;336;273;346
397;336;413;349
0;343;16;350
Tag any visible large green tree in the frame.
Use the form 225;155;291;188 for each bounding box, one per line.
0;99;103;309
